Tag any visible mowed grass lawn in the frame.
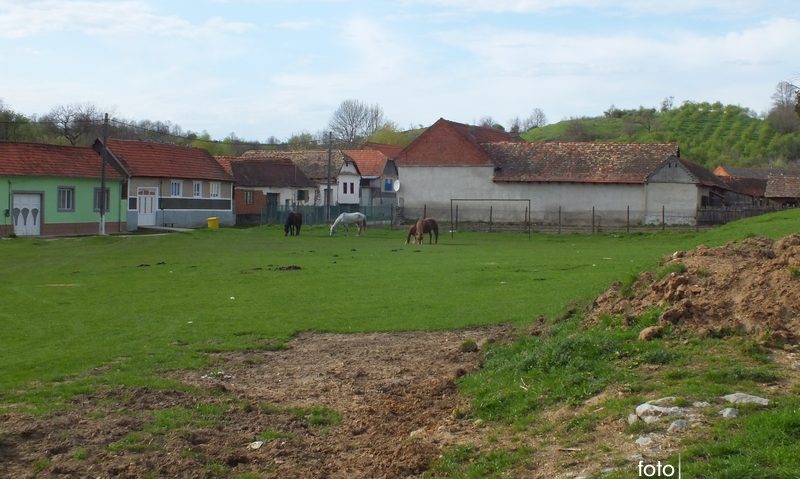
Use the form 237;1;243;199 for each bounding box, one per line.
2;210;799;407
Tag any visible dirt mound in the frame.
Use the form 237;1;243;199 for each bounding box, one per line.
0;327;511;479
589;234;800;343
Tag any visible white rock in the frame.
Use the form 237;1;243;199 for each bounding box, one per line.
722;392;769;406
692;401;711;408
635;436;654;447
627;414;639;425
719;408;739;419
635;403;687;418
667;419;688;433
247;441;264;450
643;415;662;424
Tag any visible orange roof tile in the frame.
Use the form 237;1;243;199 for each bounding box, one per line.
397;118;521;167
343;149;387;177
0;141;123;179
104;138;232;182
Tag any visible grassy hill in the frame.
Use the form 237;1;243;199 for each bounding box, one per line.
522;102;800;168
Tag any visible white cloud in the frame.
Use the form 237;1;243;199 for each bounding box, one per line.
404;0;787;15
0;0;253;39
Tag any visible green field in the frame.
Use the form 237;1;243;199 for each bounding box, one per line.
2;210;800;409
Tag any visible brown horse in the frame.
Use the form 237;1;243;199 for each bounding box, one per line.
284;211;302;236
406;218;439;244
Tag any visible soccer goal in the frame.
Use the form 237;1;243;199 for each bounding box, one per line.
449;198;532;239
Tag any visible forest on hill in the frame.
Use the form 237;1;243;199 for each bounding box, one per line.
522;98;800;169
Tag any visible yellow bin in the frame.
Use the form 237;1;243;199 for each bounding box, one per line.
207;217;220;229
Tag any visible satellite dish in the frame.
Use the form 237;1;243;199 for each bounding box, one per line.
392;180;401;192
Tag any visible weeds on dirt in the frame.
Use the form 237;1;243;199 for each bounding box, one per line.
656;261;688;279
424;444;530;478
290;405;342;431
259;429;294;442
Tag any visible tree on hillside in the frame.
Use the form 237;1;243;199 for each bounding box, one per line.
41;102;105;146
0;100;36;141
288;131;318;149
767;81;800;134
328;99;386;147
522;108;547;130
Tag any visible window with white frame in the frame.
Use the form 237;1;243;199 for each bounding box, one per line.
57;187;75;211
193;181;202;198
210;182;221;198
244;190;254;205
170;180;182;197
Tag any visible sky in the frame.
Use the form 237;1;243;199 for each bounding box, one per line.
1;0;798;142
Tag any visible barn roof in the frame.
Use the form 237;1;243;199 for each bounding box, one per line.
100;138;232;181
215;156;315;188
714;165;779;180
0;141;123;179
486;141;680;184
765;175;800;199
241;150;347;182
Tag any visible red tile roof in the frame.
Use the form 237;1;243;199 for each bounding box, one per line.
765;175;800;198
0;141;123;179
343;149;387;177
215;156;315;188
241;150;346;182
396;118;521;167
487;142;680;184
103;138;232;181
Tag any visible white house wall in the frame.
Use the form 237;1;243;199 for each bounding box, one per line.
644;182;699;224
397;165;495;218
645;160;700;225
497;182;644;225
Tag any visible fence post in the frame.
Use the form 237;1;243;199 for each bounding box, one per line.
489;205;493;233
450;200;454;239
662;205;666;232
423;204;427;218
526;206;531;240
592;206;595;234
558;205;562;234
626;205;630;234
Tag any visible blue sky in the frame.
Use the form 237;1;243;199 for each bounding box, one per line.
1;0;798;141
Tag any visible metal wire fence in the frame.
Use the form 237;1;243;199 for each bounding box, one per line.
261;204;397;227
398;203;783;235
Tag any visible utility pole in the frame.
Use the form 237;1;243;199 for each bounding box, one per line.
100;113;108;235
326;131;332;223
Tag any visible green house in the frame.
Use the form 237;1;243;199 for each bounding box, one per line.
0;142;126;236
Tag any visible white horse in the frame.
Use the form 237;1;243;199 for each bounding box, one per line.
330;212;367;236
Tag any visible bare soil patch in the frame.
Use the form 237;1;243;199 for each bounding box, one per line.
0;327;511;478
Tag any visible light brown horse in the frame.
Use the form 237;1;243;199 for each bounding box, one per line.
406;218;439;244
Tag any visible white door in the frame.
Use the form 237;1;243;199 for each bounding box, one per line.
137;187;158;226
12;193;42;236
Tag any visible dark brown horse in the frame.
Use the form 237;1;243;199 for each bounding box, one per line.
406;218;439;244
284;211;302;236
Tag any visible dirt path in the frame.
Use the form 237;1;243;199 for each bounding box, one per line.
0;326;512;478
